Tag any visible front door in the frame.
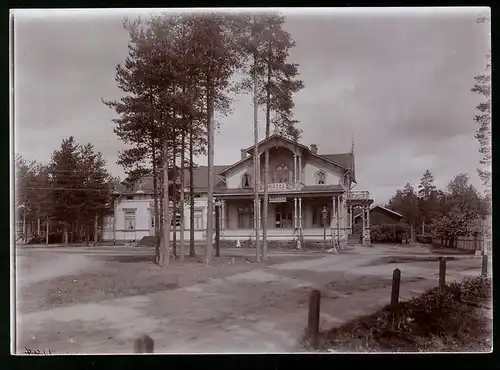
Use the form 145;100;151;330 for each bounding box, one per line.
275;202;293;228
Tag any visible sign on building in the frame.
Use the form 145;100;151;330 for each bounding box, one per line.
269;196;287;203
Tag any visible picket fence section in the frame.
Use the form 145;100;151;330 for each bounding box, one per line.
431;235;483;251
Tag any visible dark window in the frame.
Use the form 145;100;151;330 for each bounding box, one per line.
276;164;289;183
242;173;251;188
316;171;326;185
126;195;133;200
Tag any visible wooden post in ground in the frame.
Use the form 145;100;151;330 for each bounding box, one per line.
308;289;321;346
439;257;446;290
481;254;488;277
133;334;154;353
391;268;401;329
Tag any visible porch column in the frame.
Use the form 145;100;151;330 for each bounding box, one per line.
336;196;340;247
362;205;371;246
298;197;302;229
331;196;336;228
298;154;302;183
293;154;297;182
221;200;226;229
294;197;298;228
339;196;344;230
258;199;262;229
365;205;371;246
362;206;366;235
349;205;353;234
253;199;257;229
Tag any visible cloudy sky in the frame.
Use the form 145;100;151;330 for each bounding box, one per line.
13;7;490;204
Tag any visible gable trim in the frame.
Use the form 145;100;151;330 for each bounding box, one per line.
216;156;253;176
219;135;349;176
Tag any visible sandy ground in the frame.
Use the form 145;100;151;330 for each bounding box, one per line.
14;244;485;354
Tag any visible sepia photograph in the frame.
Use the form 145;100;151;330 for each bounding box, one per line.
11;7;491;354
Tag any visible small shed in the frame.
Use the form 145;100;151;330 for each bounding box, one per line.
353;205;404;226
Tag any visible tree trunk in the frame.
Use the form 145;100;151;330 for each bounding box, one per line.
172;140;177;259
421;219;425;235
205;86;215;265
86;225;90;246
70;223;74;244
45;217;49;246
22;212;26;244
37;218;40;236
63;226;68;247
152;145;160;265
162;140;170;268
180;129;185;261
94;214;99;245
262;46;272;261
79;222;84;241
189;124;196;257
252;33;261;263
159;185;164;253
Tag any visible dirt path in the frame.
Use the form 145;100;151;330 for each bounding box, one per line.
16;250;482;354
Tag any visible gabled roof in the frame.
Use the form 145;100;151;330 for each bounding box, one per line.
243;133;310;154
219;134;355;178
320;154;354;174
353;205;404;220
114;165;229;195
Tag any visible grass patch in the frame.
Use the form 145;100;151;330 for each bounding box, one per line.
306;276;492;352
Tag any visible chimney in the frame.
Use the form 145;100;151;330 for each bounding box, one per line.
310;144;318;154
241;149;246;160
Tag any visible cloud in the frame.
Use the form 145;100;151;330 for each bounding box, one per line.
13;8;490;204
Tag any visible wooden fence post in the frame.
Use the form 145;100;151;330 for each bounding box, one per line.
391;269;401;329
439;257;446;290
308;289;321;345
134;334;154;353
482;254;488;277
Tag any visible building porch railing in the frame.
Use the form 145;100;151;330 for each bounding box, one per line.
347;190;370;200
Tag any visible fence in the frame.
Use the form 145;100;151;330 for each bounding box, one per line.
431;235;484;251
305;256;491;347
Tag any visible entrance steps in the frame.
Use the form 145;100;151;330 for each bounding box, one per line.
348;233;362;246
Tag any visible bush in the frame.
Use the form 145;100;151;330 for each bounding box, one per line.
416;234;433;244
315;276;492;352
371;223;409;244
26;232;64;244
446;276;492;304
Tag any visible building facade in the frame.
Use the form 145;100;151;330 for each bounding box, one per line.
102;134;374;246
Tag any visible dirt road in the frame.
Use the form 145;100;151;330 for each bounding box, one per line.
15;245;483;354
